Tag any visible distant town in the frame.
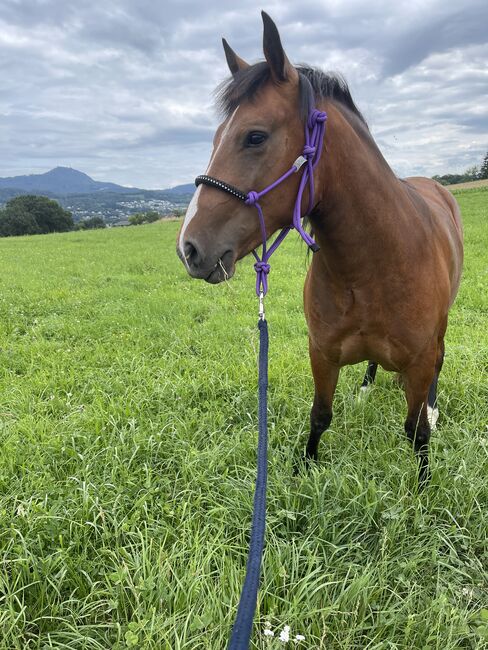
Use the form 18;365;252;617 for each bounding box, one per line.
59;191;191;225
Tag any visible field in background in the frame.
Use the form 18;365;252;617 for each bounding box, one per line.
0;189;486;648
448;179;488;191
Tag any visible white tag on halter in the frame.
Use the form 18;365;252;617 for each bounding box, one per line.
293;155;307;171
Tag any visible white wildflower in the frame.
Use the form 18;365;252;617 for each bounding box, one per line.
263;621;274;637
279;625;291;643
295;633;305;642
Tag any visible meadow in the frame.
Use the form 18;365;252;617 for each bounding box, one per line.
0;188;486;649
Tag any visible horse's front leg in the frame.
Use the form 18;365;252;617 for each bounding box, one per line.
306;342;340;461
402;346;437;487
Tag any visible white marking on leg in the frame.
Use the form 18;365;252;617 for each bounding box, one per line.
427;405;439;430
357;385;370;403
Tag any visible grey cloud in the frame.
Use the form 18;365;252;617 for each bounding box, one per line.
379;6;488;76
0;0;486;188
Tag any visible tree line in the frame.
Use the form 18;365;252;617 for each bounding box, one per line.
0;195;169;237
0;195;74;237
432;151;488;186
128;208;184;225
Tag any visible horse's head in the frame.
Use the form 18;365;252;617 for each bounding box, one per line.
177;12;308;284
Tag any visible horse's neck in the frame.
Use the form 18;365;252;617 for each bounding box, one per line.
310;104;407;285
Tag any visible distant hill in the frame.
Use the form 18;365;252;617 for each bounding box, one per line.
165;183;195;195
0;167;195;196
0;167;135;195
0;167;194;224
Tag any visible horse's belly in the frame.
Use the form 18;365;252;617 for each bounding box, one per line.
335;331;409;371
309;311;432;370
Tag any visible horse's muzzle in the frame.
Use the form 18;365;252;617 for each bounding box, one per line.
177;242;235;284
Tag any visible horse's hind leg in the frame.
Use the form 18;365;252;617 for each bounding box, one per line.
427;339;445;430
402;349;437;487
361;361;378;387
306;346;340;461
359;361;377;399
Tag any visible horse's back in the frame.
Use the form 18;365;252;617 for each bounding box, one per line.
403;176;463;306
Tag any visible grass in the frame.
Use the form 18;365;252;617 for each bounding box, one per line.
0;189;486;649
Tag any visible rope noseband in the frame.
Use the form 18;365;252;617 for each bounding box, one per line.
195;108;327;302
194;175;248;202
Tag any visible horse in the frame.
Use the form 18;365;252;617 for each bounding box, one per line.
177;12;463;486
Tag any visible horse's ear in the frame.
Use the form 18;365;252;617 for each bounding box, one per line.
261;11;298;84
222;38;250;76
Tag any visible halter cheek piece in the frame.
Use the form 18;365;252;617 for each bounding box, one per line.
195;108;327;302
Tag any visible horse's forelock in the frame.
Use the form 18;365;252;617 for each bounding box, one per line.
214;62;367;126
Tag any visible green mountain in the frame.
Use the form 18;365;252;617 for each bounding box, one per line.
0;166;133;195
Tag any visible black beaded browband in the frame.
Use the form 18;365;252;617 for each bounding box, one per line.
195;174;248;202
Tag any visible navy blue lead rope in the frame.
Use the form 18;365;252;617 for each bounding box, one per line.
227;318;268;650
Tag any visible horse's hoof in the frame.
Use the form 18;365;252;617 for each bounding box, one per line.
293;454;316;476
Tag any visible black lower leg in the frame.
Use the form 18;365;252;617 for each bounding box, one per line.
361;361;378;388
405;416;431;487
428;341;444;408
427;374;438;408
306;404;332;460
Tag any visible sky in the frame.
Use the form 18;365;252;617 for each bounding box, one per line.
1;0;487;189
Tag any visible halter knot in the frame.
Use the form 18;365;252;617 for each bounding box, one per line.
308;109;327;128
253;261;270;275
246;191;260;206
303;144;316;158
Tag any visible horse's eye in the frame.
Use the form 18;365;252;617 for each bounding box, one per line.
245;131;268;147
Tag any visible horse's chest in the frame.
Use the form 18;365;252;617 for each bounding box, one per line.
306;293;419;370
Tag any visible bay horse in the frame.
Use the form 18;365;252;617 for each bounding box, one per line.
177;12;463;485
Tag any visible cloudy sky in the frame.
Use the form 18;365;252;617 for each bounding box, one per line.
1;0;487;189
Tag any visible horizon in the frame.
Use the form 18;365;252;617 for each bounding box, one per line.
1;160;483;193
0;165;193;191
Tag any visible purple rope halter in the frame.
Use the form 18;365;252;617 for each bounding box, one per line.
195;108;327;298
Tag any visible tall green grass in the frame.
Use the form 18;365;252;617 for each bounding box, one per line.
0;189;486;648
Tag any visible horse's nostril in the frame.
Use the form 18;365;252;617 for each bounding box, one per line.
183;240;200;268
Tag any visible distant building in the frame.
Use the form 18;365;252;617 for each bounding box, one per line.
111;219;131;227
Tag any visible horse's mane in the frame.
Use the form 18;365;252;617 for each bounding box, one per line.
216;62;367;126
